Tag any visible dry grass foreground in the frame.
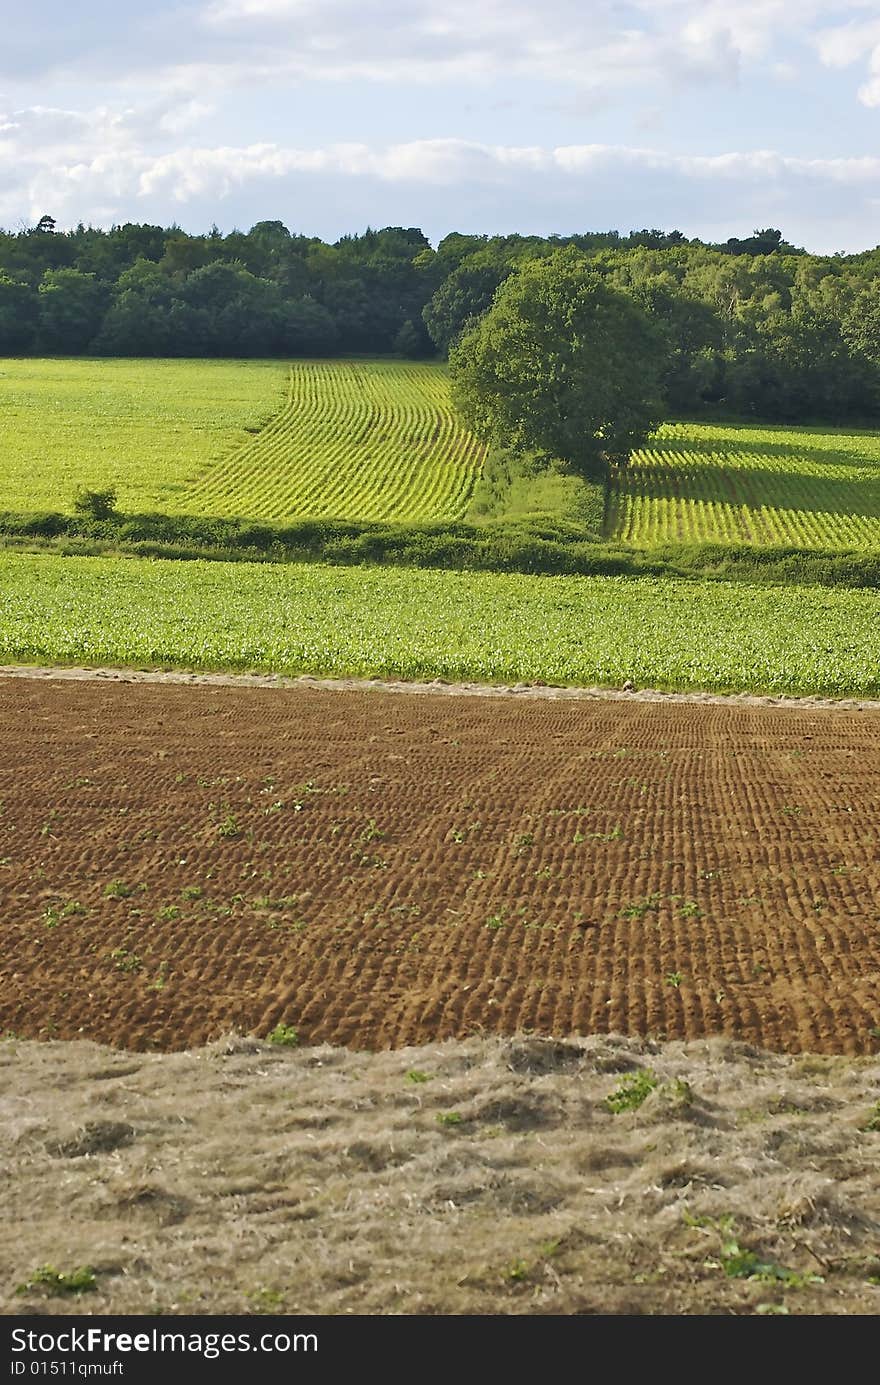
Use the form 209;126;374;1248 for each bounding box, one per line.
1;677;879;1054
2;1032;880;1316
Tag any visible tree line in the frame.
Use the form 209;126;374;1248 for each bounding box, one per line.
3;216;880;420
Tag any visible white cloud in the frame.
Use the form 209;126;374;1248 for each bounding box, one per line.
197;0;754;89
812;9;880;106
4;3;880;118
0;1;835;98
196;1;880;95
0;100;218;222
3;117;879;248
846;29;880;108
67;137;880;203
158;101;216;135
2;2;878;112
813;15;880;67
3;7;880;249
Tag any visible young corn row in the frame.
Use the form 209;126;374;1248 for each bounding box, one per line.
187;360;486;521
609;423;880;550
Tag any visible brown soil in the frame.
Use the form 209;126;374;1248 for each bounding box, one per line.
2;677;879;1056
3;1032;880;1316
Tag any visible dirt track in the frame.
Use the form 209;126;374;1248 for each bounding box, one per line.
1;676;879;1055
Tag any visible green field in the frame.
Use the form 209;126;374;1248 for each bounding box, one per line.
0;359;286;515
1;553;877;696
5;358;880;552
0;357;485;523
188;359;485;521
611;421;880;550
2;359;879;698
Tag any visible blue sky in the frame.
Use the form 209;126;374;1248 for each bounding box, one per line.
2;1;880;251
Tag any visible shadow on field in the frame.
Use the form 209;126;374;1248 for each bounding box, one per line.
624;450;880;522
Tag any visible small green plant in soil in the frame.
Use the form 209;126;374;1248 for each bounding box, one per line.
685;1212;823;1287
216;812;241;839
588;824;624;842
619;892;662;919
359;818;385;843
859;1102;880;1132
713;1236;822;1286
267;1022;299;1047
605;1069;658;1113
147;962;169;992
17;1265;97;1297
247;1286;286;1314
109;947;142;974
103;879;135;899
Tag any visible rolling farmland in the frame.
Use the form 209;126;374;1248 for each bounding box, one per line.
5;356;880;546
0;357;485;523
4;360;880;1320
609;420;880;550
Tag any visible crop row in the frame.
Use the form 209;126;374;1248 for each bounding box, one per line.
0;357;485;525
1;553;878;696
186;360;486;522
609;422;880;551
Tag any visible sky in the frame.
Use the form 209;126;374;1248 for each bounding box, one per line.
2;1;880;252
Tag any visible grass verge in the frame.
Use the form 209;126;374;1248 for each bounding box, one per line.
2;508;879;590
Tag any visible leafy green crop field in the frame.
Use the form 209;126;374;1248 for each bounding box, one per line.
0;358;485;523
1;553;877;696
609;421;880;550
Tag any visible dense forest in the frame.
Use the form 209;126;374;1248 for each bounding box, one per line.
4;216;880;420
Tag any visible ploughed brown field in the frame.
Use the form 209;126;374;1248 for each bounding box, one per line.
3;675;879;1057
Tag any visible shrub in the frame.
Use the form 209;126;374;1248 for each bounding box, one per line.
73;486;118;521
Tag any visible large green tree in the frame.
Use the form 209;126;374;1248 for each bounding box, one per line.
449;248;666;476
422;248;516;354
37;268;106;352
0;274;38;351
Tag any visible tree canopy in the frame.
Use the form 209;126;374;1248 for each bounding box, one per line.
1;216;880;422
449;248;666;476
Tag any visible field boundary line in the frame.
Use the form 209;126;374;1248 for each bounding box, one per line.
3;663;880;711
